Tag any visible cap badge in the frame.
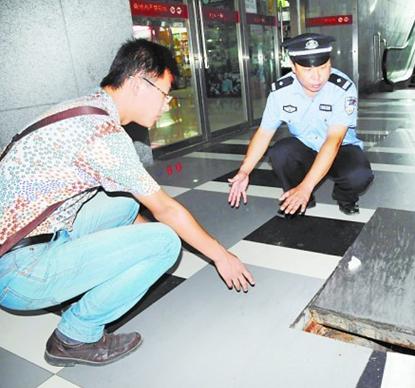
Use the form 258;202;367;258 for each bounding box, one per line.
305;39;319;50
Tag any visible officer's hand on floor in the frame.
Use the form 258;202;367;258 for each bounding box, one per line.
214;251;255;292
228;171;249;208
279;185;312;215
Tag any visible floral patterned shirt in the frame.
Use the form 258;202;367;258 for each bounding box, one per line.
0;90;160;245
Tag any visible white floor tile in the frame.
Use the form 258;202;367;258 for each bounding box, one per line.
256;161;272;170
359;110;412;115
194;181;375;222
37;375;81;388
194;180;283;199
168;250;208;279
221;139;249;145
161;185;191;197
357;129;391;135
0;309;62;373
381;352;415;388
360;100;414;107
222;136;382;149
187;151;415;175
246;184;283;199
305;202;375;223
230;240;341;280
359;117;409;121
193;181;229;194
370;163;415;173
185;152;244;161
369;147;415;154
255;161;415;174
253;159;415;174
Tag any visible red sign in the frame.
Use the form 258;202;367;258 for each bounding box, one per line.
246;13;277;26
130;1;188;19
202;7;239;24
306;14;352;27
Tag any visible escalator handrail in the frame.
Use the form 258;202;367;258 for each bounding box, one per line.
385;19;415;51
382;19;415;85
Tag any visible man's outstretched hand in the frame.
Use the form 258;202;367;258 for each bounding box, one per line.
228;171;249;208
214;250;255;292
279;184;312;215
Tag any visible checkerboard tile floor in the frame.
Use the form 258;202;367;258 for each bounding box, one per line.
2;90;415;387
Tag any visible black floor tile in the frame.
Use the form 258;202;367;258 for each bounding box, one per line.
202;135;394;157
48;274;185;333
356;351;386;388
360;111;413;116
244;214;364;256
0;348;52;388
107;274;185;332
201;143;247;154
215;168;281;187
358;133;389;143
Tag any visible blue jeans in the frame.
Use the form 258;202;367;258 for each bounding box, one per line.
0;191;181;342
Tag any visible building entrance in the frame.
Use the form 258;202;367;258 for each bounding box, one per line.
130;0;280;156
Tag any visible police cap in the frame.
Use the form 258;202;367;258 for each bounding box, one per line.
282;33;335;67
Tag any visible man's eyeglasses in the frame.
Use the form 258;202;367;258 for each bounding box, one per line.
139;76;173;104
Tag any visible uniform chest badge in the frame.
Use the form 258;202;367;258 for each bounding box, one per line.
283;105;297;113
345;96;357;115
319;104;332;112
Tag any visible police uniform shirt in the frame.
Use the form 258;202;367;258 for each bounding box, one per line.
260;67;362;152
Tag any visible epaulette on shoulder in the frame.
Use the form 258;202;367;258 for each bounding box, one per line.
329;73;352;91
271;76;294;91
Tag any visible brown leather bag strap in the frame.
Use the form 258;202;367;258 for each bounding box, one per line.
0;201;64;256
0;106;108;163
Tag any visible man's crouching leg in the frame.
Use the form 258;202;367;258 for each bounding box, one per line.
44;223;181;367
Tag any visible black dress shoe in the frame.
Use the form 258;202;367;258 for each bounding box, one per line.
44;330;143;367
338;201;359;215
277;196;316;219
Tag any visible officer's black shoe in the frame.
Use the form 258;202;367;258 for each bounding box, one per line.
277;196;316;219
338;201;359;215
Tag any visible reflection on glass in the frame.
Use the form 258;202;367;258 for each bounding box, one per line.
132;18;201;149
248;25;276;119
201;4;246;132
246;1;277;119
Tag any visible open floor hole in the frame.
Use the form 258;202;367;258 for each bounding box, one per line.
292;307;415;356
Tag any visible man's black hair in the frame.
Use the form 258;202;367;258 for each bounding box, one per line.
100;39;180;88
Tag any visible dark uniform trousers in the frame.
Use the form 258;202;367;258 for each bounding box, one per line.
269;137;374;204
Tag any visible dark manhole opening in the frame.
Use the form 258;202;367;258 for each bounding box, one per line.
291;307;415;356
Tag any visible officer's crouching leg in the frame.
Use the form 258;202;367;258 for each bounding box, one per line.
332;166;374;203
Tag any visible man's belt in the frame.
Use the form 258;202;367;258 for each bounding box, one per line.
6;233;54;254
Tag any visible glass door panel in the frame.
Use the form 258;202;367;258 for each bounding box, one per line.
277;0;294;75
199;2;246;132
130;1;202;149
245;5;277;119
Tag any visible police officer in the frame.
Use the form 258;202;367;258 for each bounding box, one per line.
228;33;373;216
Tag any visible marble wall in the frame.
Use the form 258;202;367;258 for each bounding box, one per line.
0;0;153;164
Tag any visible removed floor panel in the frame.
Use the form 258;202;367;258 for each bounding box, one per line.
309;207;415;349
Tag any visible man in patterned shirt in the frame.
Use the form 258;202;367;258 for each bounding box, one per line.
0;39;255;367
